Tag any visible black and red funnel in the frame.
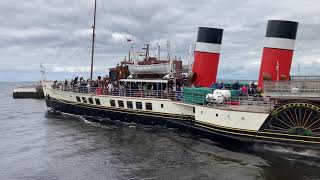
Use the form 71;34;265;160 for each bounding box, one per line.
258;20;298;89
192;27;223;87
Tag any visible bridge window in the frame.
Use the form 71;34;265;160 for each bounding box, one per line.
136;102;142;110
95;99;101;105
127;101;133;109
118;100;124;108
88;98;94;104
110;100;116;107
82;97;87;103
146;103;152;110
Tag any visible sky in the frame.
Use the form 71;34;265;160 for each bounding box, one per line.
0;0;320;81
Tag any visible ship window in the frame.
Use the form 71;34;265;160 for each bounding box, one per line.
88;98;94;104
161;104;164;108
146;103;152;110
95;99;101;105
127;101;133;109
118;100;124;108
76;96;81;102
110;100;116;107
136;102;143;109
193;107;195;113
82;97;87;103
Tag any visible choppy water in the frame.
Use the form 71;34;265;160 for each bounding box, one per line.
1;82;320;180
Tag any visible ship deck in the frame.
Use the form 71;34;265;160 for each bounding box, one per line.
174;100;271;113
49;82;273;114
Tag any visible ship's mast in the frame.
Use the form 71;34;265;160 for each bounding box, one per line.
156;43;160;61
90;0;97;80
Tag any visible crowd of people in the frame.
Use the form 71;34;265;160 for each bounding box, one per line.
211;81;258;96
52;76;257;100
52;76;183;99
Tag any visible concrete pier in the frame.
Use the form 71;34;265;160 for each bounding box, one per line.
13;85;44;99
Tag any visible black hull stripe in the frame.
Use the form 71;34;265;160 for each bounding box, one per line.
198;121;320;142
196;122;320;144
46;97;320;149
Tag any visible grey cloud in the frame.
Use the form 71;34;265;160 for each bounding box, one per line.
0;0;320;81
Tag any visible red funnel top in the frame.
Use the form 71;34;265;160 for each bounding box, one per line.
192;27;223;87
258;20;298;89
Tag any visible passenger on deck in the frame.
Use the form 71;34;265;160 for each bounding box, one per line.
86;79;91;93
232;81;240;90
216;82;225;89
119;82;124;96
107;82;113;94
241;85;248;96
64;80;68;91
53;81;58;88
176;84;182;101
248;84;256;96
74;76;78;85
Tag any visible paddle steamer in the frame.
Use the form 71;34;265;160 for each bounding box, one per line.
42;0;320;150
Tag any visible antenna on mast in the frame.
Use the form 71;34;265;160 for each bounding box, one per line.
166;40;171;61
188;45;193;75
40;63;46;80
126;36;133;62
156;43;161;60
90;0;97;80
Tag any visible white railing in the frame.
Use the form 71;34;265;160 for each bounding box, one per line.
264;80;320;97
184;91;272;111
51;83;272;111
52;84;181;101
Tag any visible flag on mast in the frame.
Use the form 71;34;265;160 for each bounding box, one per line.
126;35;132;42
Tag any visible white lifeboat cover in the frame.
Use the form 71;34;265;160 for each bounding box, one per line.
206;93;224;103
213;89;231;99
128;63;171;74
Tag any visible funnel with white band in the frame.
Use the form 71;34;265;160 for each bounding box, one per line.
192;27;223;87
258;20;298;89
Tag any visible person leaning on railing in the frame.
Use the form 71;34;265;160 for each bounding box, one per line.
240;85;248;96
248;82;256;96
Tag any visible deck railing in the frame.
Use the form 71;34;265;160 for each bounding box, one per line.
51;83;272;111
53;84;181;101
264;80;320;97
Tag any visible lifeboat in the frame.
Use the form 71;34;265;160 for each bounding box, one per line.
128;63;171;75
